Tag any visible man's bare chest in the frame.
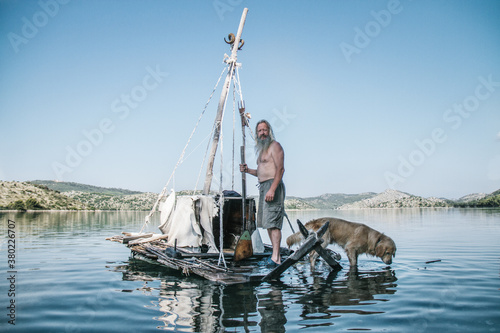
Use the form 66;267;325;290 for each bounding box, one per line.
258;152;273;165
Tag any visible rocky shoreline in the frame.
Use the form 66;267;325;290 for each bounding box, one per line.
0;180;498;211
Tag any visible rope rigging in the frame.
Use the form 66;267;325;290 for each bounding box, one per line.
141;65;228;232
140;21;250;267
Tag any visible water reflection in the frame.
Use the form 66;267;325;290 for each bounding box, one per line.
1;210;496;332
290;269;398;319
116;258;397;332
0;211;146;239
257;285;287;332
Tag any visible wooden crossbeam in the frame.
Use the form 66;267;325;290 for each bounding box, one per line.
299;219;342;271
262;219;342;281
262;230;322;281
314;244;342;270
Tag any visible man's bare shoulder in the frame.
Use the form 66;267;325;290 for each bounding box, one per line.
270;140;284;153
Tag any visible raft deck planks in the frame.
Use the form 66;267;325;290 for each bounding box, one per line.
108;219;342;285
109;234;292;285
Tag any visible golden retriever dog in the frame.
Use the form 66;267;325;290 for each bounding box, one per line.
286;217;396;270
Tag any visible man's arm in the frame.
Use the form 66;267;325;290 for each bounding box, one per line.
265;141;285;202
240;163;257;177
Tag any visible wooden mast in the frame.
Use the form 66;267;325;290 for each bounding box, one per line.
203;8;248;195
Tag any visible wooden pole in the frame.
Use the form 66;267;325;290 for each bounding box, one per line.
239;102;247;230
203;8;249;195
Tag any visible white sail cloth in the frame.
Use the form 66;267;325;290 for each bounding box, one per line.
159;192;218;253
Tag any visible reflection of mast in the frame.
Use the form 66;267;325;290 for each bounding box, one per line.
203;8;249;195
154;279;259;332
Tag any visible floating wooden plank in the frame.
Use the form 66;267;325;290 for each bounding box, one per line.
122;233;154;244
128;234;169;245
425;259;442;264
105;235;125;243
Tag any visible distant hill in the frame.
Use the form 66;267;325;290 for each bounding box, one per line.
28;180;143;195
285;192;377;210
0;180;155;211
455;192;488;203
284;197;316;210
454;189;500;208
0;181;88;210
338;189;449;209
63;191;157;211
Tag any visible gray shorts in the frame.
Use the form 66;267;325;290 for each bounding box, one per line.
257;179;285;230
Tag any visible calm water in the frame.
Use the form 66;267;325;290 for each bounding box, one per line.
1;209;499;332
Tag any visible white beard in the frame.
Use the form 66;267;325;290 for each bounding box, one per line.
255;135;272;155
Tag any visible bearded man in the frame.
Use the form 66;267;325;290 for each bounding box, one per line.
240;120;285;267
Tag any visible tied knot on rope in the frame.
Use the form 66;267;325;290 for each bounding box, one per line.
224;33;244;50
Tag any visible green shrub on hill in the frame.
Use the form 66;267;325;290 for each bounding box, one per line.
25;198;44;210
454;191;500;208
8;200;26;211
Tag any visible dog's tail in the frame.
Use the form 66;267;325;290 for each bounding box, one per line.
286;231;304;248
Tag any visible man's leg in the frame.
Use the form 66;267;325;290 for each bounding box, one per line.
267;227;282;264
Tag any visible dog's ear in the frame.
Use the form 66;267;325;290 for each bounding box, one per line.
368;233;381;252
375;240;385;258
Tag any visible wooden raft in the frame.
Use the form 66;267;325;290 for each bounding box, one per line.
108;232;291;285
107;219;342;285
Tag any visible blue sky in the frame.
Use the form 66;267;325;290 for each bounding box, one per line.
1;0;499;199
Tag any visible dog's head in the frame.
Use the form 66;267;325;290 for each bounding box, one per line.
375;235;397;265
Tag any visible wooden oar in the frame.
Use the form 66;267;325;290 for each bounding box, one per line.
234;101;253;261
